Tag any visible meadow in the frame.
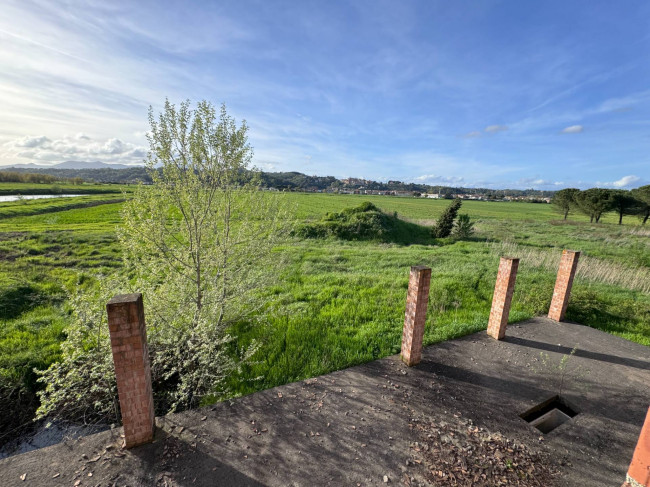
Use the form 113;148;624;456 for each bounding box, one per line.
0;189;648;441
0;182;127;196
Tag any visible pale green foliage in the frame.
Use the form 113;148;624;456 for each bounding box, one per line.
120;100;291;411
36;100;291;423
35;278;119;422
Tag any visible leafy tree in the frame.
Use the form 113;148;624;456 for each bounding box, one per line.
551;188;580;220
36;100;291;423
610;190;638;225
453;213;475;239
432;198;462;237
631;185;650;225
574;188;613;223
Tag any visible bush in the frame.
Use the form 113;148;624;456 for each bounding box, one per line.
36;101;291;423
453;214;475;239
432;199;462;238
293;202;431;244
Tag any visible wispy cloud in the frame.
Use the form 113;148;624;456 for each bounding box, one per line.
561;125;584;134
412;174;465;184
485;125;508;133
611;175;641;188
0;1;649;189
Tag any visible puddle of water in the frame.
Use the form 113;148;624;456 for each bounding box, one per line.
0;194;84;202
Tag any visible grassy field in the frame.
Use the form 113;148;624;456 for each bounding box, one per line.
0;182;128;196
0;190;648;440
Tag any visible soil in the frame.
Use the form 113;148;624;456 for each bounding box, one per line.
1;317;648;487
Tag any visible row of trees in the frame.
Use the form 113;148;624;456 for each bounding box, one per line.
552;187;650;224
0;170;84;185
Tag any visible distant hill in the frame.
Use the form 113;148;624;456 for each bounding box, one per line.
0;166;150;184
7;161;135;170
0;165;556;197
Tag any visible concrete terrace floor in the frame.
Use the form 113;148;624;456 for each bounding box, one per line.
1;317;649;487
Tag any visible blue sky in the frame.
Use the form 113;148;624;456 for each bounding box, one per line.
1;0;649;189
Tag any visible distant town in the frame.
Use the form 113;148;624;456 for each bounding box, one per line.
1;164;555;202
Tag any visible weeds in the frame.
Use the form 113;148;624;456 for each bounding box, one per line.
488;240;650;293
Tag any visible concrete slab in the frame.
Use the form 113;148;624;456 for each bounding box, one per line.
1;317;648;486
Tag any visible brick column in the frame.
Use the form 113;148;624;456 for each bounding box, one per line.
107;293;155;448
400;266;431;366
548;250;580;322
624;406;650;487
487;257;519;340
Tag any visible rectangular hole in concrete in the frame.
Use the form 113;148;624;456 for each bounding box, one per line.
520;395;579;434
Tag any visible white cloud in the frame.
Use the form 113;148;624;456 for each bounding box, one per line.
13;135;51;148
412;174;465;184
1;134;146;166
612;175;640;188
485;125;508;133
462;125;508;138
561;125;583;134
517;177;552;187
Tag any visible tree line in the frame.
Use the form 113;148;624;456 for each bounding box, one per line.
552;186;650;224
0;170;84;185
2;166;556;198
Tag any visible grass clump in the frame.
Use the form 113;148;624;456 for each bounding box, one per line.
293;201;431;244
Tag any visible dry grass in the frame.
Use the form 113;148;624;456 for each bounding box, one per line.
489;241;650;294
627;226;650;237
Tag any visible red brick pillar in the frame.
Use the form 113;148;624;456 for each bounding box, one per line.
548;250;580;322
107;293;155;448
624;406;650;487
487;257;519;340
400;266;431;366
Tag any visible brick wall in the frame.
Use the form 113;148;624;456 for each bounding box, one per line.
401;266;431;366
548;250;580;322
107;293;155;448
487;257;519;340
625;406;650;487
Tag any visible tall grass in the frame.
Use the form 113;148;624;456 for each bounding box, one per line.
489;240;650;293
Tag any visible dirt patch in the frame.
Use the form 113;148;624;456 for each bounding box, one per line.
409;414;561;486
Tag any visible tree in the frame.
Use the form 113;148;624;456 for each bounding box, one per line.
432;199;462;238
610;190;638;225
453;213;475;239
37;100;291;423
574;188;613;223
551;188;580;220
631;185;650;225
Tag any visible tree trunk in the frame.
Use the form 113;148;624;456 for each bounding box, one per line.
564;209;569;220
643;212;649;225
619;212;623;225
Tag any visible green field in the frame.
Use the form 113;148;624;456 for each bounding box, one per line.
0;190;648;440
0;182;127;196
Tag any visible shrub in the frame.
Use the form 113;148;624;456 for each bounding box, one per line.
36;100;291;423
432;199;462;238
293;202;431;244
453;214;475;239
